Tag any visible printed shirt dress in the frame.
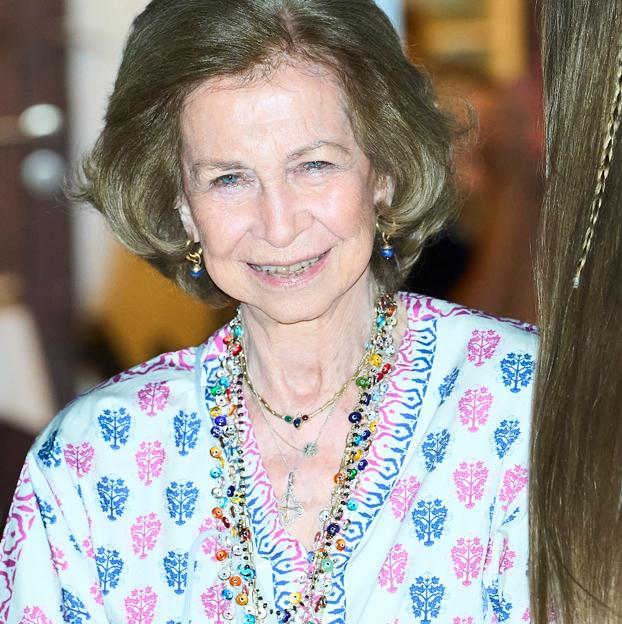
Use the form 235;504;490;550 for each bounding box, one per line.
0;293;538;624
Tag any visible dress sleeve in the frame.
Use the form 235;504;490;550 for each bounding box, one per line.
477;323;535;624
484;490;562;624
481;477;531;623
0;452;107;623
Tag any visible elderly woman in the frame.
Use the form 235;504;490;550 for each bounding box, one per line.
0;2;535;623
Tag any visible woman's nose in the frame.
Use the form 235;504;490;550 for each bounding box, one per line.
256;181;304;248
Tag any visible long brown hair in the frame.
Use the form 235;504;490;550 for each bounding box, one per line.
531;1;622;622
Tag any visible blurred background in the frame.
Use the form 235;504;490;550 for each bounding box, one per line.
0;0;542;527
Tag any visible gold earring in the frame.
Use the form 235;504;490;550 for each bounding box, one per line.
185;241;205;279
376;220;395;260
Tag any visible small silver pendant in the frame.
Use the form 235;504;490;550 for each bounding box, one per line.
302;441;319;457
278;472;304;525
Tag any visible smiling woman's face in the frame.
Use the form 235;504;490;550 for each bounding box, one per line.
179;62;391;323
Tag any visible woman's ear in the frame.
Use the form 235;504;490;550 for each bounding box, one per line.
373;175;395;208
177;201;201;242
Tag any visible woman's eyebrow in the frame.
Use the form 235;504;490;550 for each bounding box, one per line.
189;140;352;178
189;159;247;179
287;140;351;160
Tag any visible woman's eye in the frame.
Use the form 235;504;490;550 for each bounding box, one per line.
303;160;332;173
213;173;242;188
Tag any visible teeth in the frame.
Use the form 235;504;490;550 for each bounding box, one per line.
251;255;321;276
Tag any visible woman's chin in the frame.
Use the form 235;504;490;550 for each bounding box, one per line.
245;292;335;325
241;272;375;327
209;250;375;325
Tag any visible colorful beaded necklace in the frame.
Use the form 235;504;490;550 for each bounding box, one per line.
206;294;397;624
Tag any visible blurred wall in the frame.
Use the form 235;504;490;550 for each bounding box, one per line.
375;0;405;34
67;0;148;317
66;0;230;379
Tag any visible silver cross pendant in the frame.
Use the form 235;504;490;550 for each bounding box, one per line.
278;471;304;525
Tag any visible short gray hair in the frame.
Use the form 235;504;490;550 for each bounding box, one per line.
73;0;457;305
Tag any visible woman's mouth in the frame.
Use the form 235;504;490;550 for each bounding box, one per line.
249;253;325;277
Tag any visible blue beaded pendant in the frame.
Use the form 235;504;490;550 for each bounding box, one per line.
190;265;206;279
380;243;395;259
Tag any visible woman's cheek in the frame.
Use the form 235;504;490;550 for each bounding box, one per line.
327;195;375;240
192;204;247;256
203;226;242;259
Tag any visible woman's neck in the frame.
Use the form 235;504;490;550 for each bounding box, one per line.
240;275;378;413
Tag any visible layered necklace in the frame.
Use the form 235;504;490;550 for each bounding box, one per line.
206;294;397;624
252;394;338;525
242;350;367;429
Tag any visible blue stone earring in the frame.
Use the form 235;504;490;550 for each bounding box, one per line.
185;242;205;279
377;222;395;260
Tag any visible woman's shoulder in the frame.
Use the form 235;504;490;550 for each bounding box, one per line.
400;291;538;352
31;330;227;464
398;292;537;416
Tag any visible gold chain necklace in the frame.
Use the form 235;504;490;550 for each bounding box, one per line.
239;347;367;428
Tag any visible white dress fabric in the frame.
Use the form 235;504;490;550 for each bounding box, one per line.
0;293;537;624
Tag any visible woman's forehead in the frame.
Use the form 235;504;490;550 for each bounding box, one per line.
190;57;342;98
181;62;356;153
